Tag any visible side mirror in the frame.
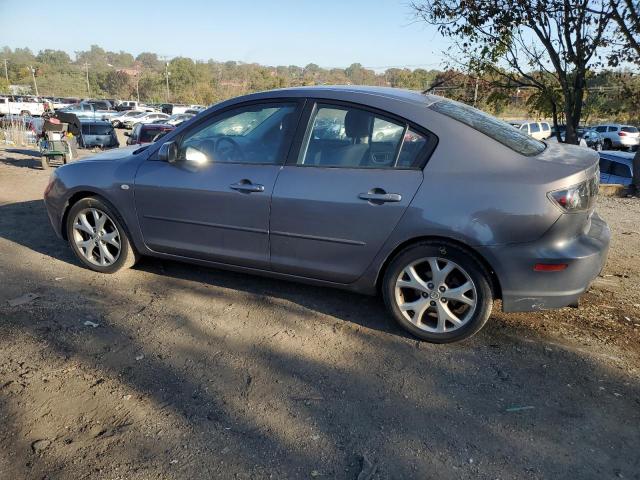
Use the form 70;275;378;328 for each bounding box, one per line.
158;141;178;163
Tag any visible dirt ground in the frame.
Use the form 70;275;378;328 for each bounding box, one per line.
0;143;639;480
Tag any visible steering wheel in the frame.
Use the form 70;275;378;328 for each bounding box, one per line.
215;136;245;163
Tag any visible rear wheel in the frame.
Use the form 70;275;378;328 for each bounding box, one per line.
603;138;612;150
382;241;493;343
66;197;139;273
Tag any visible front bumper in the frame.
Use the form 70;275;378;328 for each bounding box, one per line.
478;212;610;312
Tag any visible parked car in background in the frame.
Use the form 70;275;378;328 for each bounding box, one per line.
0;96;46;117
110;110;144;128
579;129;604;151
122;111;169;129
184;108;204;115
125;123;175;145
151;113;194;126
516;120;551;140
593;124;640;150
87;100;114;111
547;125;589;148
161;103;190;115
598;151;634;185
44;86;609;344
58;102;115;120
116;100;139;112
79;120;119;149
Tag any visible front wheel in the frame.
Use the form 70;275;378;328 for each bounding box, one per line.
66;197;139;273
382;242;493;343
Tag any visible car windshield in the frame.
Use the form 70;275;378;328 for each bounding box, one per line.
430;99;546;156
190;107;280;140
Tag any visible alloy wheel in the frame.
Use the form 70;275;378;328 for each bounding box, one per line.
71;208;121;266
394;257;477;333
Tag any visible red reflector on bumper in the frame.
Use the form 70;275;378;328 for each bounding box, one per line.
534;263;568;272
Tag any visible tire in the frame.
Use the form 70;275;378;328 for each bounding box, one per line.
382;241;493;343
66;196;139;273
603;139;612;150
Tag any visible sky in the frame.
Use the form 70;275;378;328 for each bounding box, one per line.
0;0;448;70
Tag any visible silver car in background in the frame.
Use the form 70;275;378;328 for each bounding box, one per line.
43;86;610;343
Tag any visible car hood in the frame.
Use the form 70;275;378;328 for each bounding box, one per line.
76;145;143;162
536;140;598;169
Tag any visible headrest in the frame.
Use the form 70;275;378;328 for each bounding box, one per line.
344;110;372;138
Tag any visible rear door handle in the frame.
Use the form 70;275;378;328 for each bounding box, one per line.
358;191;402;203
230;180;265;193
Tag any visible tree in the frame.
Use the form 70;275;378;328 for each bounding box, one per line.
608;0;640;63
411;0;616;143
36;49;71;65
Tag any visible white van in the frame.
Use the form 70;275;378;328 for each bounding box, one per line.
516;121;552;140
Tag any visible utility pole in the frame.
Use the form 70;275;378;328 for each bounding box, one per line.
2;59;8;84
473;76;479;108
135;68;141;103
164;62;170;102
83;62;91;97
29;66;39;97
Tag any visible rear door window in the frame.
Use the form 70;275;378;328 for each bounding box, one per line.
297;103;429;169
608;126;618;132
529;123;540;133
596;126;606;133
430;99;545;156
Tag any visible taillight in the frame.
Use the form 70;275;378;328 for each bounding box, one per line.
618;131;627;136
548;175;599;212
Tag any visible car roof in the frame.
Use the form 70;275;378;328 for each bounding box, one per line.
237;85;442;107
79;119;112;125
599;151;634;166
141;123;174;129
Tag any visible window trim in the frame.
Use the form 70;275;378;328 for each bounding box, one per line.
149;98;306;165
285;98;438;170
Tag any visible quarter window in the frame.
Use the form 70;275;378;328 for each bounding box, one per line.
611;162;631;178
297;104;427;169
179;102;297;165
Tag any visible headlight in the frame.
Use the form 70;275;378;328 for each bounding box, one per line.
547;174;599;212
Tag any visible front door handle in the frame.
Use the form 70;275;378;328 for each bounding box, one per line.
358;189;402;204
230;180;265;193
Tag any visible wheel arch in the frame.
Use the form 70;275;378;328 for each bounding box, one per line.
60;190;117;240
375;236;502;300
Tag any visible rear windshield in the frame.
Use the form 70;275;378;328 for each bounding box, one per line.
621;126;639;133
430;99;546;156
92;124;113;135
140;128;165;143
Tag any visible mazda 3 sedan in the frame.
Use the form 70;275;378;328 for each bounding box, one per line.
44;86;610;343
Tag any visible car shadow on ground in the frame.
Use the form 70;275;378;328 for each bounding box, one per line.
0;150;45;169
1;198;639;479
0;198;407;339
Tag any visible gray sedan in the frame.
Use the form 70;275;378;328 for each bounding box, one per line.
43;86;610;343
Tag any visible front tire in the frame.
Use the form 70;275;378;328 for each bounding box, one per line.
382;241;493;343
66;197;139;273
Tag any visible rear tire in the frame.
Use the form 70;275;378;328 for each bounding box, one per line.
603;139;612;150
382;241;493;343
66;197;139;273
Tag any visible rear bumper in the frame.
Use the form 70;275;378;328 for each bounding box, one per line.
478;212;610;312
